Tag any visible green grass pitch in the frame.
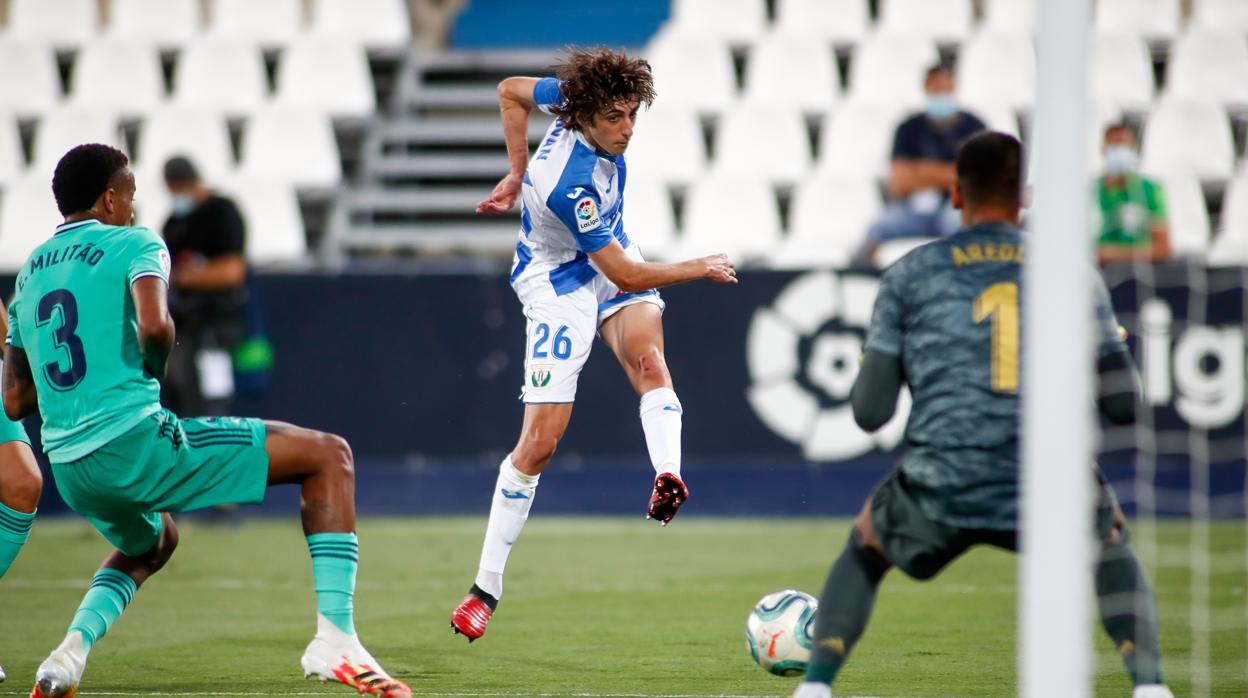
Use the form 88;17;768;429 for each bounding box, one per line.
1;517;1243;697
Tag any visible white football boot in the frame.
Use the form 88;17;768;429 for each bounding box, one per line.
31;633;87;698
1133;686;1174;698
300;615;410;698
791;681;833;698
0;659;6;682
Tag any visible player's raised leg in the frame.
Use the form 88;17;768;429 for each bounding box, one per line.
452;403;573;641
0;438;39;685
599;302;688;525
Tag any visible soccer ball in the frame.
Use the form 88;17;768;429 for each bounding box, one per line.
745;589;818;677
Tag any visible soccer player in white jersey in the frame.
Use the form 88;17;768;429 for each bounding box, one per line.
450;47;738;641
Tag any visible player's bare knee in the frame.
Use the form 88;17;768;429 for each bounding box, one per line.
635;347;666;377
318;432;355;482
513;433;559;472
3;467;42;513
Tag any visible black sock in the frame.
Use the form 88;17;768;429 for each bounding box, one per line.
469;583;499;611
1096;538;1164;685
805;531;891;684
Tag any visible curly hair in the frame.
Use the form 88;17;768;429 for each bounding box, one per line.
52;143;129;216
548;47;656;131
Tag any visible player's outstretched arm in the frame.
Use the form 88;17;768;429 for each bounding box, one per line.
132;276;176;380
851;350;904;431
2;345;36;421
477;76;541;215
589;239;737;292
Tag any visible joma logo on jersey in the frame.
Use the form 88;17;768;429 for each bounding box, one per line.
530;366;553;389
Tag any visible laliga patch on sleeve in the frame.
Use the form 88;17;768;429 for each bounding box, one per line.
158;249;172;276
574;197;602;233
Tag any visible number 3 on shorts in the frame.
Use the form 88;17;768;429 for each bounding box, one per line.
532;323;572;360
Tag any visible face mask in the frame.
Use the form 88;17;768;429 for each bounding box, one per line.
169;194;195;218
1103;145;1139;176
925;94;958;121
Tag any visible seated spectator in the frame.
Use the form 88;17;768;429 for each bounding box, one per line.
857;64;987;265
1095;122;1170;264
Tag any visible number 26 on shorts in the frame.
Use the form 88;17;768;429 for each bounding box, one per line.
532;323;572;360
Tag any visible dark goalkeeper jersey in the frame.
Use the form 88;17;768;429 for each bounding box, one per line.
864;221;1127;529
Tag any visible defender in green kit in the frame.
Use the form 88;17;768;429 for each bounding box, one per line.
4;145;411;698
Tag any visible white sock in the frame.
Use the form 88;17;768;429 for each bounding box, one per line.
474;456;538;600
639;387;682;478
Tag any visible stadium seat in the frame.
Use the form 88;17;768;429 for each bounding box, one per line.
983;0;1035;34
210;0;304;47
713;106;812;184
625;106;706;186
1157;174;1211;258
0;175;60;271
131;172;172;231
1095;0;1180;41
0;113;23;186
310;0;411;49
1193;0;1248;32
775;0;869;44
962;101;1019;136
0;38;62;118
645;35;736;113
957;33;1036;111
816;101;911;178
878;0;973;44
1140;99;1236;181
173;39;269;117
275;39;377;119
679;174;782;260
137;107;234;183
769;174;883;268
621;178;678;260
1092;33;1155;113
666;0;768;43
220;178;307;264
107;0;200;48
743;33;840;113
847;33;939;107
68;40;164;117
875;237;932;267
1208;172;1248;265
239;108;342;189
1165;29;1248;109
1023;103;1118;183
32;108;123;175
7;0;98;47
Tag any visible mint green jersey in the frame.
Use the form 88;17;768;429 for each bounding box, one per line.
6;219;171;463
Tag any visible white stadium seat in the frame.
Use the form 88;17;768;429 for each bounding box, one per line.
1193;0;1248;32
817;101;911;178
0;175;61;272
210;0;304;47
878;0;973;43
32;108;123;175
1165;29;1248;109
0;114;22;186
645;35;736;113
7;0;98;47
0;39;62;118
275;39;377;119
69;40;164;116
1208;172;1248;265
983;0;1035;34
625;106;706;186
666;0;767;43
107;0;200;48
173;39;269;117
137;108;234;183
770;175;883;268
310;0;411;49
744;33;840;113
132;172;172;231
679;174;782;260
713;106;812;184
240;108;342;189
962;101;1019;136
957;33;1036;111
220;178;307;264
1140;99;1236;181
1158;174;1211;258
1092;33;1155;113
1096;0;1180;41
620;178;678;260
775;0;869;44
848;33;938;107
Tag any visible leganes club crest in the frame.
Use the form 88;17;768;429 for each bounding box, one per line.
530;365;553;389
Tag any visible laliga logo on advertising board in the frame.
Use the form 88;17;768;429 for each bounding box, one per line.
1138;298;1245;429
745;272;911;460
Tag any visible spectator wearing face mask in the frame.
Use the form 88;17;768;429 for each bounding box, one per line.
856;64;987;265
1095;122;1170;264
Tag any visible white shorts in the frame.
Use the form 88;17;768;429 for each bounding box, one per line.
516;249;665;404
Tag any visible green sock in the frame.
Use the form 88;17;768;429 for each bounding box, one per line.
68;568;137;652
0;502;35;578
805;532;890;685
1096;538;1164;685
307;532;358;636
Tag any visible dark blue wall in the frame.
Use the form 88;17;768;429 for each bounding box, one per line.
451;0;670;49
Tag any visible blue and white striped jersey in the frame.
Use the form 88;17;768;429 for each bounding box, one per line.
509;77;632;300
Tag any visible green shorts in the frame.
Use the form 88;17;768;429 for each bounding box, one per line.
0;413;30;446
870;469;1124;581
52;409;269;556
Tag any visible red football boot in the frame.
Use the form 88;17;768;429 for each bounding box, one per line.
450;585;497;642
647;472;689;526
